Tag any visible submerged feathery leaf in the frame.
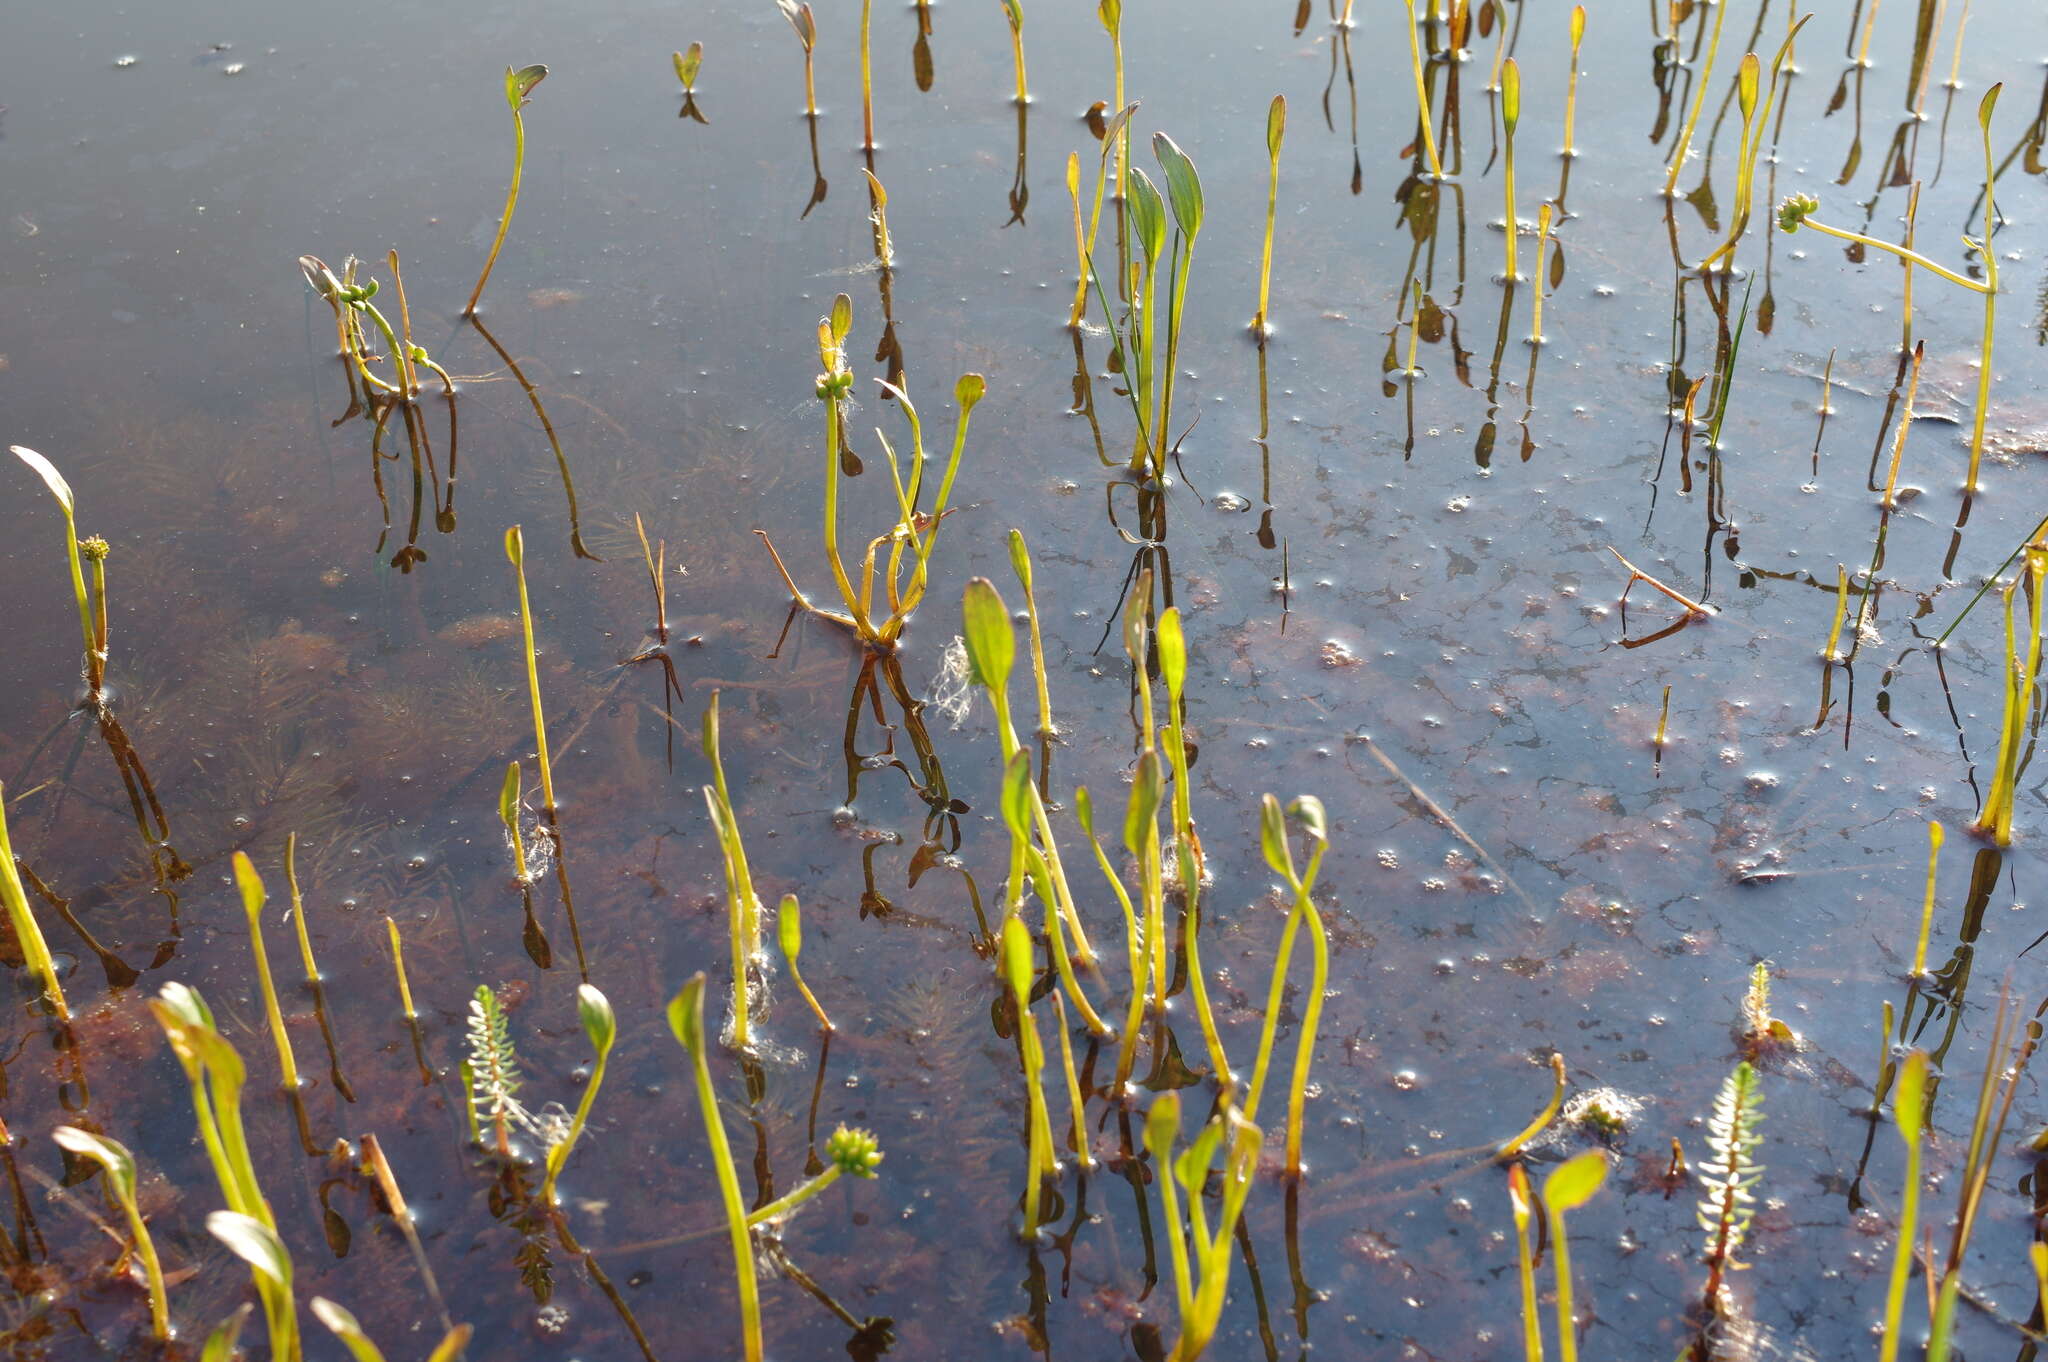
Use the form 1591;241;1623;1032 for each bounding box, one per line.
1696;1060;1766;1298
467;984;539;1143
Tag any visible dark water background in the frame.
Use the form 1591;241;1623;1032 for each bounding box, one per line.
5;0;2048;1357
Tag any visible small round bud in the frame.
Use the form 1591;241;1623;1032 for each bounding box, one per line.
80;536;110;562
824;1125;883;1178
1776;193;1819;234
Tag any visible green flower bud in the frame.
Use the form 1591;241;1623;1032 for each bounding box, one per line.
825;1125;883;1178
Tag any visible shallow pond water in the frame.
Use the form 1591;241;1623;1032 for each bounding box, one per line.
5;0;2048;1358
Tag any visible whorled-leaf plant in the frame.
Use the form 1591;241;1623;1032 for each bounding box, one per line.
468;983;538;1159
1694;1060;1765;1325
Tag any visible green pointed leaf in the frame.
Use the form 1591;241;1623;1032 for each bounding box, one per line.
1000;749;1034;843
1007;529;1035;594
1259;793;1292;880
1736;52;1760;123
498;762;522;833
1152;133;1203;239
51;1127;137;1201
231;850;266;922
1501;59;1521;133
667;972;708;1056
1096;0;1121;35
1541;1148;1609;1212
425;1326;474;1362
9;446;74;515
1895;1049;1929;1143
311;1298;389;1362
1156;608;1186;702
576;983;616;1056
776;894;804;968
1000;0;1023;33
1121;569;1152;665
1124;751;1163;858
1073;786;1098;838
955;372;986;411
1127;168;1167;268
962;578;1016;690
1266;95;1287;160
1979;82;2002;132
1570;4;1585;47
200;1305;253;1362
504;523;525;567
506;64;548;111
1143;1089;1180;1162
1000;914;1033;1006
1288;794;1328;847
829;292;853;344
207;1210;293;1288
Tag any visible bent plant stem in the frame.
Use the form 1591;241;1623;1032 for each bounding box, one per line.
470;314;600;561
507;526;589;978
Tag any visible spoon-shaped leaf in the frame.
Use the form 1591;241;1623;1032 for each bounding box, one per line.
311;1298;390;1362
576;983;617;1055
208;1210;293;1288
52;1127;137;1201
1127;168;1167;268
962;578;1016;690
1152;133;1203;238
1542;1148;1608;1211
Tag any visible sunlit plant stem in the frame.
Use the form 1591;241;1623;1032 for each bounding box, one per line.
1254;95;1285;337
1403;0;1445;178
542;985;615;1204
54;1127;169;1339
466;64;548;316
668;974;762;1362
1500;59;1521;281
1877;1051;1929;1362
232;852;300;1096
1543;1151;1608;1362
1000;0;1027;104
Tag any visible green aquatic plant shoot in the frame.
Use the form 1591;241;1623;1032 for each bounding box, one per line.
1506;1162;1544;1362
10;445;103;701
668;972;762;1362
1695;1061;1765;1315
543;984;615;1202
1145;1092;1261;1361
53;1126;169;1340
1973;544;2043;846
757;297;986;650
778;892;835;1032
776;0;818;116
1878;1050;1929;1362
1543;1149;1608;1362
1156;608;1228;1081
1663;0;1729;195
468;983;534;1158
1912;821;1945;975
1529;202;1553;342
1497;1052;1569;1160
1403;0;1444;178
1008;530;1056;742
466;63;548;316
0;782;69;1020
746;1125;883;1226
1500;57;1521;281
674;43;707;122
1000;0;1028;104
1003;912;1059;1237
702;691;766;1048
232;851;301;1097
859;0;875;151
1697;18;1812;271
506;523;587;975
1241;793;1329;1176
1560;6;1585;157
209;1211;301;1362
1254;94;1285;337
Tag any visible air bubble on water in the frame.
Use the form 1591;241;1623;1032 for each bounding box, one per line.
536;1305;570;1334
113;55;139;68
1391;1069;1421;1091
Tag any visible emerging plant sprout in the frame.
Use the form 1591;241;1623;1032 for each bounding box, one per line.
542;984;616;1202
776;0;818;117
1254;94;1285;337
53;1126;169;1340
1542;1150;1608;1362
674;43;708;123
0;781;68;1020
668;972;762;1362
466;63;548;316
